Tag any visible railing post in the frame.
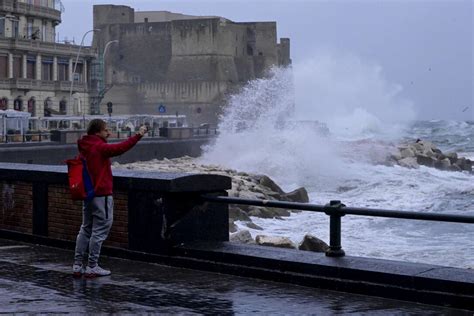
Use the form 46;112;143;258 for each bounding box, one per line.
325;200;346;257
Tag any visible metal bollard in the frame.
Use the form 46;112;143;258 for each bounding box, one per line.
325;200;346;257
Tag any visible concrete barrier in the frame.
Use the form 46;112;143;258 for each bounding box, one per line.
0;162;472;310
0;163;230;252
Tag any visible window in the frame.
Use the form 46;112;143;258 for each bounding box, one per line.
0;97;7;110
43;97;52;117
14;97;23;111
59;98;67;114
57;58;68;81
27;56;36;79
73;62;83;82
0;55;8;78
247;45;254;56
13;56;22;78
27;98;36;116
42;56;53;80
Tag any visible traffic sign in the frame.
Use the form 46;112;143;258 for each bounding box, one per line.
158;104;166;113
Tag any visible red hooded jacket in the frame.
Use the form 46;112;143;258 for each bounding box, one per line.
78;134;142;196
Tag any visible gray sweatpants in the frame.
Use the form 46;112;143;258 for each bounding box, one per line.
74;196;113;267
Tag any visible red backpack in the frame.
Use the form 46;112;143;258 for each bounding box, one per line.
66;155;95;201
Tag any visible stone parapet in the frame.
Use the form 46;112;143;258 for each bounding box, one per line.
0;162;231;252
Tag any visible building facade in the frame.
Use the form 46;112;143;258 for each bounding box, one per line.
93;5;291;126
0;0;96;119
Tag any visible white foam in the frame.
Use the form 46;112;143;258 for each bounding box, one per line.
199;55;474;268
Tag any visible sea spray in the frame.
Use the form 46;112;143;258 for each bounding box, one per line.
201;69;345;189
293;53;416;140
201;53;416;190
198;54;474;268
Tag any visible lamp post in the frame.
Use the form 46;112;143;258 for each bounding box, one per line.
102;39;118;86
100;40;118;120
68;28;100;116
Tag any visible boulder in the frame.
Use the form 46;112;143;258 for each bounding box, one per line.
298;234;329;252
229;206;252;221
398;157;419;169
419;140;436;151
230;230;255;244
388;152;402;163
229;220;238;233
455;157;473;172
257;175;285;194
445;152;458;164
272;208;291;217
434;158;451;171
423;148;436;158
281;187;309;203
464;159;473;172
248;206;286;219
449;164;462;172
395;141;471;173
400;148;415;158
245;222;263;230
256;235;296;249
416;155;435;167
411;143;424;154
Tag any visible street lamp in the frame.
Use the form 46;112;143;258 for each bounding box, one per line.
68;28;100;116
102;40;118;86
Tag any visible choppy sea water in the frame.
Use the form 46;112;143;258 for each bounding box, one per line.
203;120;474;269
198;64;474;269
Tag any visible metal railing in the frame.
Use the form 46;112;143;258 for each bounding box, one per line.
1;132;51;143
201;195;474;257
193;127;218;137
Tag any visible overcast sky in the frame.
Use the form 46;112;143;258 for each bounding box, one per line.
58;0;473;121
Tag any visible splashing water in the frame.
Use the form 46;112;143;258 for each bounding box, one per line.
201;53;416;187
200;53;474;268
293;54;416;140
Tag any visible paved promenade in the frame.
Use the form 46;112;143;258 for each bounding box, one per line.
0;238;470;314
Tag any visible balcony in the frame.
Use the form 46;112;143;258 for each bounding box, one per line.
0;0;14;12
0;78;88;92
0;0;62;22
0;37;96;57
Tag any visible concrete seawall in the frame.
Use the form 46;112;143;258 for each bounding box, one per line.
0;162;473;311
0;137;213;165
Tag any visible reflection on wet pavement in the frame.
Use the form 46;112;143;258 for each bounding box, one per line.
0;239;470;314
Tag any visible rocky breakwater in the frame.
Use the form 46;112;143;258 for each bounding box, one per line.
116;157;329;253
391;140;473;172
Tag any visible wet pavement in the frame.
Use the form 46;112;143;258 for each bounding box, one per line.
0;238;471;315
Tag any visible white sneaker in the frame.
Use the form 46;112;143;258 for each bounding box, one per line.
72;264;84;277
84;265;111;278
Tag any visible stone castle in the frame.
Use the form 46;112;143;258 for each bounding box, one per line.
0;2;290;128
92;5;291;126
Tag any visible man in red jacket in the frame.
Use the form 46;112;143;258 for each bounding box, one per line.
73;119;146;278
